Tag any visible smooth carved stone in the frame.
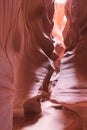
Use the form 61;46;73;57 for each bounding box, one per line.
23;96;41;118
